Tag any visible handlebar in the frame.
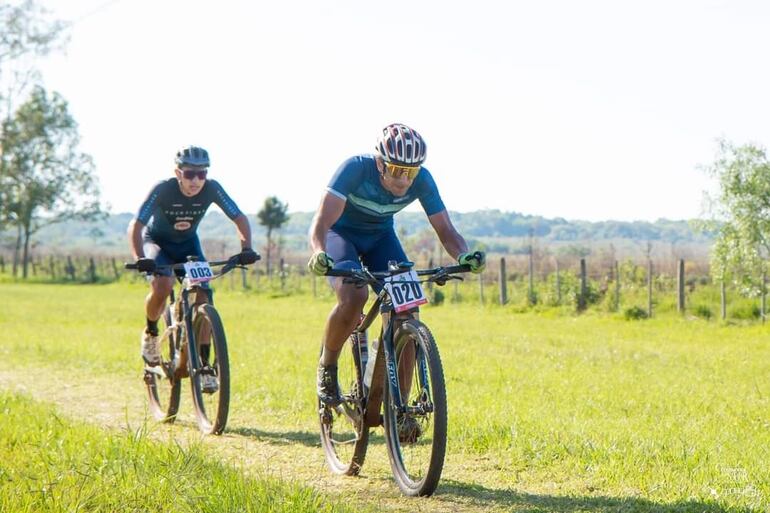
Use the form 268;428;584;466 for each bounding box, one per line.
124;252;260;276
325;262;471;287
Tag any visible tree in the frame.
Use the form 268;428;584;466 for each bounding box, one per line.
701;138;770;295
1;86;103;278
257;196;289;277
1;1;69;230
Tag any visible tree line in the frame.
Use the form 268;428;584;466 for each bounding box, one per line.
2;2;770;297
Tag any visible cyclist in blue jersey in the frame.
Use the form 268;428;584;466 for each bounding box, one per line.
128;145;257;390
307;123;486;412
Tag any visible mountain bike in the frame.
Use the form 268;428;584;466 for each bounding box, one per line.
126;253;258;435
318;258;473;496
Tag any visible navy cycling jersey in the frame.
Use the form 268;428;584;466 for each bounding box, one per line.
136;178;243;243
327;154;445;234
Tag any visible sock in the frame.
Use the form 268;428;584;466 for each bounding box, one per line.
146;318;159;336
320;346;340;366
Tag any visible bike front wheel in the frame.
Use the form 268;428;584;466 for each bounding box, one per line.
189;303;230;435
383;319;447;497
319;337;369;475
145;305;181;423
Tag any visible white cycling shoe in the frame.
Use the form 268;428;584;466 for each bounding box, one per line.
140;330;161;366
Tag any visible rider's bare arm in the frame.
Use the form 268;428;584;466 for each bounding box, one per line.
127;218;146;260
309;192;346;253
427;209;469;260
232;214;253;249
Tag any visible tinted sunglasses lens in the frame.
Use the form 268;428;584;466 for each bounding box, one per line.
386;165;419;179
183;170;207;180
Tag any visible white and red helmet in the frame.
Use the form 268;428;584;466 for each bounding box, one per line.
375;123;427;167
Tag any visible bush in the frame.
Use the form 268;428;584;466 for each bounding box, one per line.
730;303;761;320
693;304;713;320
624;305;649;320
431;288;445;306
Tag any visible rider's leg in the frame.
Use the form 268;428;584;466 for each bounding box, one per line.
319;230;367;366
320;279;368;365
145;276;174;332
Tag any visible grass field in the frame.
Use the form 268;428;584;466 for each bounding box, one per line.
1;281;769;512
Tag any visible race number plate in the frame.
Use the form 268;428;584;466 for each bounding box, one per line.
384;270;428;313
183;261;213;284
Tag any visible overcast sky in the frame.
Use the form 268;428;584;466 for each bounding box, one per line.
33;0;770;221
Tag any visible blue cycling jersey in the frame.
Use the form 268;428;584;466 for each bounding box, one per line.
327;154;445;235
136;178;243;244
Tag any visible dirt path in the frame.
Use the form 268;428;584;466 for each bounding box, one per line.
0;365;520;513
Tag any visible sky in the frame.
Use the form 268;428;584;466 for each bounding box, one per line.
28;0;770;222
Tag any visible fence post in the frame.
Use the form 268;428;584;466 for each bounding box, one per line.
614;260;620;312
66;256;76;281
677;258;685;314
555;259;561;305
280;258;286;291
111;258;120;281
721;280;727;320
241;267;248;289
528;247;535;305
88;257;97;283
647;260;653;318
478;273;485;305
499;257;507;305
762;271;767;324
0;255;4;274
577;258;587;311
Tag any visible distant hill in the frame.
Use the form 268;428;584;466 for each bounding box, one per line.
0;209;713;259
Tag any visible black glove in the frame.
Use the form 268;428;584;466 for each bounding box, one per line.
136;257;156;273
237;248;259;265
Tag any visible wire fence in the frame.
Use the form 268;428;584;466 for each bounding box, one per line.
1;252;764;322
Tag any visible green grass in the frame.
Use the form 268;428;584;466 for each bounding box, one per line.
0;391;360;513
1;281;769;511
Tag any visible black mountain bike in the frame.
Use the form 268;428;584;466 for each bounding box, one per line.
319;259;473;496
126;253;258;434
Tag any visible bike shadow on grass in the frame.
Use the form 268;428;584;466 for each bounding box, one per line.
436;479;762;513
226;426;391;448
226;426;319;446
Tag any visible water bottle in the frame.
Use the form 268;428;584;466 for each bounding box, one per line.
363;338;379;386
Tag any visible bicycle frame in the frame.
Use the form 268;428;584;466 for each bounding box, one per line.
328;262;467;428
149;280;209;382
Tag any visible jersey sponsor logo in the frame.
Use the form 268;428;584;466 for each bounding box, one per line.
174;221;192;231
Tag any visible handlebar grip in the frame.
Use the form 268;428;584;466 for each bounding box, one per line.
124;262;138;270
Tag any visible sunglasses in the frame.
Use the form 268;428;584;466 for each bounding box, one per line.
180;168;208;180
384;163;420;180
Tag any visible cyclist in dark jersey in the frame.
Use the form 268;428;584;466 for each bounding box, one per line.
128;146;257;386
307;124;486;415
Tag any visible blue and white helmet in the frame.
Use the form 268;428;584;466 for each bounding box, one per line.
175;145;210;167
375;123;427;166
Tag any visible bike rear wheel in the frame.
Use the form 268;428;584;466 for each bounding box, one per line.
319;336;369;475
145;305;181;423
189;303;230;435
383;319;447;496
